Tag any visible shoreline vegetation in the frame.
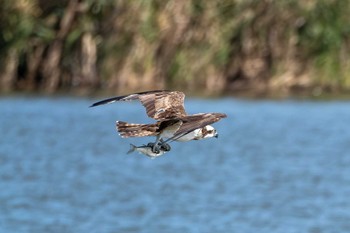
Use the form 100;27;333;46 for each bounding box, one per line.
1;1;350;98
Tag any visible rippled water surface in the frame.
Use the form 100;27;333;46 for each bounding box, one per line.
1;96;350;233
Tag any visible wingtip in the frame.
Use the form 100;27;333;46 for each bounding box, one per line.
89;102;103;108
215;113;227;118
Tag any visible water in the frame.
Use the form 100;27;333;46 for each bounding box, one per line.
1;96;350;233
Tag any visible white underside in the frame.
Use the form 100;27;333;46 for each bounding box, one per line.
160;129;177;139
160;121;183;139
174;128;201;142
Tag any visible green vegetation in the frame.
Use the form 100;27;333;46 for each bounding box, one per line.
1;0;350;96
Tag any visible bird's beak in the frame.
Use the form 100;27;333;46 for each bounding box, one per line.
214;133;218;138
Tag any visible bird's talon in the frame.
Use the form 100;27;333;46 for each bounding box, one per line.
152;145;160;154
160;143;171;151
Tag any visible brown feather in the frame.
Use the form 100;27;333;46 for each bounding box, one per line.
92;90;186;120
138;91;187;120
174;113;227;137
116;121;159;138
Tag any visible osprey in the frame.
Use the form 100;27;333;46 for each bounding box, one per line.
90;90;227;152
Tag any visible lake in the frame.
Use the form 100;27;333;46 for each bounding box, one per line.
1;96;350;233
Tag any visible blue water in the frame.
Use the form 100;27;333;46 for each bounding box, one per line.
1;96;350;233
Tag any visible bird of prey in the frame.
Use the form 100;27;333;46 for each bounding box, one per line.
90;90;227;152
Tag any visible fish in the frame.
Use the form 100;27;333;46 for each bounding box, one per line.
127;143;169;159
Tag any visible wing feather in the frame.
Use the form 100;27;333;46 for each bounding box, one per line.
90;90;187;120
89;90;164;107
169;113;227;140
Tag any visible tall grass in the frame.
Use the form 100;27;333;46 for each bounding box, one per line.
1;0;350;95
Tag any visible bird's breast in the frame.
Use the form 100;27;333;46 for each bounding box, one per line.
175;129;202;142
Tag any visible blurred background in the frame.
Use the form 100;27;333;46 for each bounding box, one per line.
1;1;350;233
1;0;350;96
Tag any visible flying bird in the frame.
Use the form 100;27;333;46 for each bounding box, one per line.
90;90;227;152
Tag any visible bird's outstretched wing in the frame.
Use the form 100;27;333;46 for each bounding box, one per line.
165;113;227;142
90;90;187;120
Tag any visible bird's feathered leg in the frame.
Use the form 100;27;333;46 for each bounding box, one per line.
152;135;161;153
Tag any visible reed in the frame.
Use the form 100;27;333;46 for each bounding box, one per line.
1;0;350;95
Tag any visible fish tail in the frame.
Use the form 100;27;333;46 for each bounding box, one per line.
127;144;137;154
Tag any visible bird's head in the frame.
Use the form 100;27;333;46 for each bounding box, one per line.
202;125;218;139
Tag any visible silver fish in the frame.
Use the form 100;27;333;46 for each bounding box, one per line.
127;143;168;159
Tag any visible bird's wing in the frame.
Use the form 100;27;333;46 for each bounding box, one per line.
89;90;164;107
139;91;187;120
165;113;227;142
90;90;187;120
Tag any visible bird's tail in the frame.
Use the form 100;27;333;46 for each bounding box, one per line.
116;121;159;138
